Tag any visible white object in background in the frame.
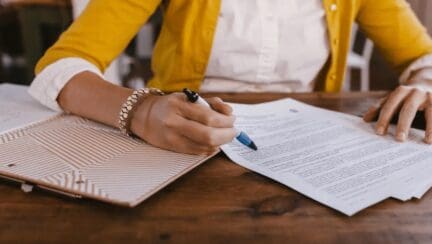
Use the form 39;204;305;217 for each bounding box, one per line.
136;24;154;58
1;53;26;68
71;0;121;85
118;23;154;89
127;77;146;90
344;23;374;91
0;84;58;133
71;0;88;18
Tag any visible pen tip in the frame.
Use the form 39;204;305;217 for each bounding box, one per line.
249;142;258;151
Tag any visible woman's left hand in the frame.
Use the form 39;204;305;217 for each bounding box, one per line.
363;85;432;143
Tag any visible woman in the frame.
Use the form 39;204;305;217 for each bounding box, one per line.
29;0;432;155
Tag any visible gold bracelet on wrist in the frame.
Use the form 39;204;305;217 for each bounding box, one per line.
118;88;164;136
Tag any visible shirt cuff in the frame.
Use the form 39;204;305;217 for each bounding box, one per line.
399;53;432;85
28;58;104;111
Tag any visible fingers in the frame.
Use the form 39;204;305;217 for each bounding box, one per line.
176;95;236;147
164;93;235;128
148;125;222;155
179;101;236;128
363;97;387;122
206;97;233;115
164;133;219;155
375;86;412;135
425;93;432;144
173;115;237;147
396;90;426;141
135;93;233;155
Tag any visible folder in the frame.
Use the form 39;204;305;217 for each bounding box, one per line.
0;84;216;206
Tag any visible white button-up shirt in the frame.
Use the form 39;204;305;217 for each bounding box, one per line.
202;0;329;92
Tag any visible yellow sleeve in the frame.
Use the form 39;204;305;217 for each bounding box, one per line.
35;0;161;74
356;0;432;72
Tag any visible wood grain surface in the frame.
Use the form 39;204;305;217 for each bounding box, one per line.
2;92;432;244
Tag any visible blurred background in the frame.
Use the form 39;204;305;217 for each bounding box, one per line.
0;0;431;91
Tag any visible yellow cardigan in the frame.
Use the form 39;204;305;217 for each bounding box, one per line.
35;0;432;92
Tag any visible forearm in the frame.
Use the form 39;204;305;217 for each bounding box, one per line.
58;71;132;128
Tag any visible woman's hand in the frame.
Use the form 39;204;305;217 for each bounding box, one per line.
130;93;237;155
363;85;432;143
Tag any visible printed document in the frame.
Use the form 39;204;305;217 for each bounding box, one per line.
222;99;432;216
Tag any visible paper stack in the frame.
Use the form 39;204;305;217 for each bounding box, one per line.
222;99;432;216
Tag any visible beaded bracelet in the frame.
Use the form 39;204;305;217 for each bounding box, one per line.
118;88;164;136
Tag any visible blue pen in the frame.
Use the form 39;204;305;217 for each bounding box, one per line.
183;88;258;151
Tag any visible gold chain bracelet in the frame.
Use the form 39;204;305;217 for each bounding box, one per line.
118;88;164;136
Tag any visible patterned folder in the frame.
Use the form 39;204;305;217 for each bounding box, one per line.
0;115;216;206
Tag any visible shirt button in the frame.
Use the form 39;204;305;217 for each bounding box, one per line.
333;39;339;45
330;74;337;80
330;3;337;12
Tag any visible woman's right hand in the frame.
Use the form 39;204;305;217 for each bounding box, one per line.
130;93;237;155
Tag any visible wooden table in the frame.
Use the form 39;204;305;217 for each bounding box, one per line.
2;92;432;243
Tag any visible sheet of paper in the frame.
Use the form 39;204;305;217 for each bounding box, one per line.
222;98;432;216
0;84;58;133
391;163;432;201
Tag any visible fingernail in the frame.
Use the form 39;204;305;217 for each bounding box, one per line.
376;126;385;135
396;132;407;142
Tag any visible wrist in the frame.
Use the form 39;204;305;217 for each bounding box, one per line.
118;88;164;137
130;95;158;138
58;71;133;127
